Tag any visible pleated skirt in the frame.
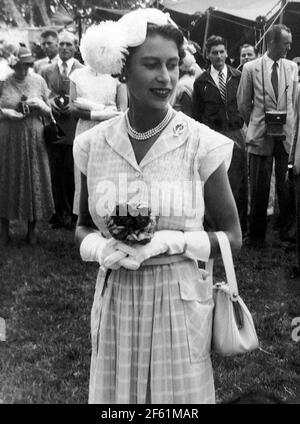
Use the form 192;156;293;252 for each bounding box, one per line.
0;118;54;221
89;258;215;404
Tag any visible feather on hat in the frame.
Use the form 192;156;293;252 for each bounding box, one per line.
80;8;177;75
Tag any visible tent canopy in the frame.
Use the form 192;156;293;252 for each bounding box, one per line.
92;1;300;61
161;0;286;21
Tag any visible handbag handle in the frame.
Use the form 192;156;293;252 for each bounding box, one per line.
49;110;57;124
206;231;239;297
42;109;57;127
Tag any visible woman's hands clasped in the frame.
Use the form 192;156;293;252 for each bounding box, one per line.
102;231;187;271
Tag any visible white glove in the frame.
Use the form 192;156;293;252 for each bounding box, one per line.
183;231;211;262
90;108;121;121
104;230;211;270
79;232;127;270
105;230;186;270
0;108;24;120
74;97;105;111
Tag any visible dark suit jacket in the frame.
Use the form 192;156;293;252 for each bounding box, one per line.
41;59;83;145
192;65;244;132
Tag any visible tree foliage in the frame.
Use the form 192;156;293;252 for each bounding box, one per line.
1;0;155;27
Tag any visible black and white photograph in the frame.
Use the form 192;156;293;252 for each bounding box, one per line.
0;0;300;407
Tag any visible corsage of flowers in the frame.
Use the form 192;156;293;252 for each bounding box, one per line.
104;203;158;246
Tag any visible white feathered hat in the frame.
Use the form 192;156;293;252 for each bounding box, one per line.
80;8;177;75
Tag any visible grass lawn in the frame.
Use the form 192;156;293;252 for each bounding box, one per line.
0;220;300;404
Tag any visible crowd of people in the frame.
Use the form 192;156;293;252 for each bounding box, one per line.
1;24;297;248
0;8;300;404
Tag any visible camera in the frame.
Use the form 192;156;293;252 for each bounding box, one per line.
54;94;69;109
265;110;287;140
18;95;31;116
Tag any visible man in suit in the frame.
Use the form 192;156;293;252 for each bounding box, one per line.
237;24;298;247
42;31;83;229
192;35;247;234
34;30;59;74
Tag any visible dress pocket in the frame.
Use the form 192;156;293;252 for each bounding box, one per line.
178;276;214;363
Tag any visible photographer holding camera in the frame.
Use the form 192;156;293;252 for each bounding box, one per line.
0;46;54;245
237;24;298;247
41;31;83;230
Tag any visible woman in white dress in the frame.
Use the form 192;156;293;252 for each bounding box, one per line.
73;9;242;404
70;65;127;215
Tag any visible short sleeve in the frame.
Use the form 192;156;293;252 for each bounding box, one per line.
40;77;50;105
196;123;233;183
73;129;91;175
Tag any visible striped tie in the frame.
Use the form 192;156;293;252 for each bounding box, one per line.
218;70;227;103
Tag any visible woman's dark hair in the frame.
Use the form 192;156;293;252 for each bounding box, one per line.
117;23;185;82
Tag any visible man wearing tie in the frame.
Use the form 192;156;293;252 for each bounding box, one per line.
237;24;298;247
42;31;83;229
33;30;59;74
192;35;247;234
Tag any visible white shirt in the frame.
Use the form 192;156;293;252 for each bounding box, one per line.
47;54;59;65
265;53;281;80
58;57;74;76
210;65;228;88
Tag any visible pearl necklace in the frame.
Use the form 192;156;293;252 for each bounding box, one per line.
125;106;173;141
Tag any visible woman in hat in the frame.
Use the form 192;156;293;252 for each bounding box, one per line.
74;9;242;403
0;46;54;245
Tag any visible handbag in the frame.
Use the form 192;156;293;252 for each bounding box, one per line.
206;231;259;356
43;111;66;145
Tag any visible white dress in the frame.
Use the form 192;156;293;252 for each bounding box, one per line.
70;66;121;214
73;110;233;404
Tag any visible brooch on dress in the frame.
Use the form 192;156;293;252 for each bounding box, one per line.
173;122;186;137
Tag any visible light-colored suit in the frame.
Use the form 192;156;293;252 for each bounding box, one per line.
237;53;298;156
291;85;300;173
34;55;59;75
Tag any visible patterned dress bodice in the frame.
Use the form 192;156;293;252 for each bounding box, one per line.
73;111;233;237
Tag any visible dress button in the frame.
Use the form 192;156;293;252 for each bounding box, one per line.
135;172;142;178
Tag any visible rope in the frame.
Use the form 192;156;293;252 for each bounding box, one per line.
254;1;289;51
265;0;283;20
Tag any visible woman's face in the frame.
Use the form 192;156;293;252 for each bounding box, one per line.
125;35;180;111
14;62;30;80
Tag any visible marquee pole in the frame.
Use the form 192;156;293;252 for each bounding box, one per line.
279;0;287;24
202;8;212;57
